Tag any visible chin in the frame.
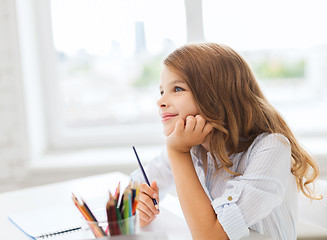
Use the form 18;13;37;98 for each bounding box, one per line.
162;126;174;137
163;129;171;137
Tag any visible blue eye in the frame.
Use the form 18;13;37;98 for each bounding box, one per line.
175;86;184;92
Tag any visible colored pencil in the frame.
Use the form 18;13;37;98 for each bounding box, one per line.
72;194;105;238
81;199;107;236
131;181;137;203
107;194;121;236
72;180;139;238
106;193;114;236
114;181;120;201
127;189;134;234
132;146;159;210
118;191;125;214
123;193;130;234
132;192;139;215
115;200;124;234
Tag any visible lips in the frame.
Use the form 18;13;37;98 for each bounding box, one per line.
160;112;178;122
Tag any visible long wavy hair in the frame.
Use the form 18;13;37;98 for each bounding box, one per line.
164;42;320;200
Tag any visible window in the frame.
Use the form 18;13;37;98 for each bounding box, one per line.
47;0;188;149
20;0;327;158
202;0;327;144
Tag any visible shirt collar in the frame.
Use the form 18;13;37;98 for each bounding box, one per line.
190;145;202;164
191;145;239;167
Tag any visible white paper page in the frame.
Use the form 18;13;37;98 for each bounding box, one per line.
8;203;84;239
140;208;192;240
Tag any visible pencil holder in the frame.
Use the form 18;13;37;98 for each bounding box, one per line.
107;214;138;236
82;209;139;238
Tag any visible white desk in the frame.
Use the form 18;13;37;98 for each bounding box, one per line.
0;172;270;240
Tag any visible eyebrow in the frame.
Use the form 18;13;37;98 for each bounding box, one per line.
173;79;186;84
159;79;187;89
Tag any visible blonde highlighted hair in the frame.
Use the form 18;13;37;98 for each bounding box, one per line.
164;43;320;200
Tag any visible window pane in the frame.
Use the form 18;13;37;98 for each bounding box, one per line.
203;0;327;50
50;0;186;129
203;0;327;136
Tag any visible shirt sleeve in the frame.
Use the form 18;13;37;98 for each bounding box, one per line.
130;148;175;200
211;134;292;240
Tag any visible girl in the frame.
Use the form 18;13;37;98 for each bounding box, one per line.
130;43;321;240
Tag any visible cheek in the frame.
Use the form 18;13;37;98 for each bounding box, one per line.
180;104;199;119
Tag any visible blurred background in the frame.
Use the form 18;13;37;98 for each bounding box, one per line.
0;0;326;192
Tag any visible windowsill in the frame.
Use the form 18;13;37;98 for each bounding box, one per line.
29;144;165;171
300;137;327;157
9;137;325;194
298;137;327;177
28;137;327;173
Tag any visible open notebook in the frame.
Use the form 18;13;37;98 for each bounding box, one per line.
8;200;174;240
8;204;84;239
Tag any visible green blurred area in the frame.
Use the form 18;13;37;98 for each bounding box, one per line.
133;54;165;87
253;58;305;81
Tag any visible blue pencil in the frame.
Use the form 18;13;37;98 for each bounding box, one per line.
127;189;134;234
132;146;159;210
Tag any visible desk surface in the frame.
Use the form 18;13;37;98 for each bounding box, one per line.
0;172;270;240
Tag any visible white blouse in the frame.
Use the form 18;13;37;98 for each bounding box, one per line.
130;133;298;240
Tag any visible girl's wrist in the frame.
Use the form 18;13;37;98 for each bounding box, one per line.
167;144;191;155
167;146;192;164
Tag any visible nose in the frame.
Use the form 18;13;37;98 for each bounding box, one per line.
157;94;167;108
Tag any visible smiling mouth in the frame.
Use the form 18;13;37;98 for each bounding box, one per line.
161;113;178;122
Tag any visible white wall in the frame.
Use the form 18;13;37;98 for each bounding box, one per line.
0;1;144;194
0;0;134;192
0;0;29;191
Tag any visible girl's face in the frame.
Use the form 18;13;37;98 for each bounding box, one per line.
157;66;199;136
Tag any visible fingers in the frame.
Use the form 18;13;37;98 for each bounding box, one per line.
174;116;211;135
167;115;213;152
139;182;158;200
137;182;160;226
150;181;159;201
203;120;213;135
194;115;206;131
138;201;157;226
174;119;185;133
185;116;196;132
186;115;211;133
196;115;213;134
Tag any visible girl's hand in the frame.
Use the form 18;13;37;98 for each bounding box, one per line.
167;115;213;153
137;181;160;227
